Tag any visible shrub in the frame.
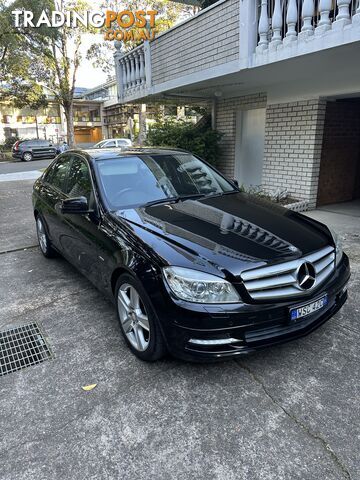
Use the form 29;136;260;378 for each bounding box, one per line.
146;119;223;166
1;136;22;151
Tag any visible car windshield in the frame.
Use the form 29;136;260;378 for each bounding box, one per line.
95;153;236;210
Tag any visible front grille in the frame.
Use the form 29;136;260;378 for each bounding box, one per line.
242;246;335;301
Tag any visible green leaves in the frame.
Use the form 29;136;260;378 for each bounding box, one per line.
146;116;223;166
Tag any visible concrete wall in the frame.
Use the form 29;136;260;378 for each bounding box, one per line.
262;99;326;208
317;101;360;205
150;0;239;86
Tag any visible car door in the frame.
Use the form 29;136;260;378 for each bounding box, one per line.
32;140;55;159
59;154;102;283
41;155;73;249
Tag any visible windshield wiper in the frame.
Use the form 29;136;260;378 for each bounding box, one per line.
143;193;206;208
202;190;238;200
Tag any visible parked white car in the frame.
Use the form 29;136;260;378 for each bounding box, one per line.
93;138;132;149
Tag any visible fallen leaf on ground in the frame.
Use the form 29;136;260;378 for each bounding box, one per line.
81;384;97;392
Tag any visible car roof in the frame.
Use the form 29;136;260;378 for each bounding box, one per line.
21;139;48;143
69;147;190;161
96;138;131;143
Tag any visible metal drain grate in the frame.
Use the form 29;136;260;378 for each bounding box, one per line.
0;323;52;376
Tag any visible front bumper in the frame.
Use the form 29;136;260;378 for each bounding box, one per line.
155;254;350;362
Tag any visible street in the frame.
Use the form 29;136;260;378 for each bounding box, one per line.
0;158;53;174
0;162;359;480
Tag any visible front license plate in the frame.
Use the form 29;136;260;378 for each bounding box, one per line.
290;294;328;322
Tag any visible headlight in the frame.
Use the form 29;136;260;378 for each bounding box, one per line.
163;266;241;304
329;227;343;266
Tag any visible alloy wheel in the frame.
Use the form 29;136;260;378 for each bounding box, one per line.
117;283;150;352
23;152;32;162
36;217;47;254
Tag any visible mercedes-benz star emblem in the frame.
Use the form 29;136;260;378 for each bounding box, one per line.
297;262;316;290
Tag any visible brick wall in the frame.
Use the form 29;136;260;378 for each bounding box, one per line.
151;0;239;86
317;101;360;205
215;93;267;178
262;100;326;208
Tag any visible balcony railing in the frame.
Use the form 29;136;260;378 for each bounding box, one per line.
116;43;149;102
256;0;360;53
114;0;360;103
115;0;240;102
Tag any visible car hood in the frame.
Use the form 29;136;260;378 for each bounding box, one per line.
111;192;332;277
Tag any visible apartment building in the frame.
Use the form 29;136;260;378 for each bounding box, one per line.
113;0;360;208
82;76;202;140
0;89;104;146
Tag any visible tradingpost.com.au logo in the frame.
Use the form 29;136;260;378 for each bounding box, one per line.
12;9;158;42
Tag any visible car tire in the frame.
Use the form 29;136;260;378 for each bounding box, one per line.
23;152;33;162
36;215;57;258
115;273;167;362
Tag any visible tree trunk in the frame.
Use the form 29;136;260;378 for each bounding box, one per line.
35;115;39;139
138;104;147;146
64;102;75;147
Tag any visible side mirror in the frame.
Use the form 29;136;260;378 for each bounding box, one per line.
60;196;90;215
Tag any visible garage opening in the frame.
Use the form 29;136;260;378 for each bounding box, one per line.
74;127;102;145
317;99;360;206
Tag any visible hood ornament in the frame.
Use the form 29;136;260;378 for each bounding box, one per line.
297;262;316;290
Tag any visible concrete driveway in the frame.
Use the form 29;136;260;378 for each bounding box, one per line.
0;178;359;480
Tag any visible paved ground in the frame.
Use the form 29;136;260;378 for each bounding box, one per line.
0;158;53;174
0;175;359;480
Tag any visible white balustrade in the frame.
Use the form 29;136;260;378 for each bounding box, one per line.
285;0;298;41
139;50;145;86
130;54;136;89
116;45;147;98
354;0;360;23
335;0;351;22
121;59;127;91
301;0;315;34
135;54;140;87
257;0;358;51
257;0;269;51
270;0;283;48
317;0;332;28
125;57;131;90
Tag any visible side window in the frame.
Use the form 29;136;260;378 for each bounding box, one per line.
104;140;116;148
65;157;93;204
45;157;72;192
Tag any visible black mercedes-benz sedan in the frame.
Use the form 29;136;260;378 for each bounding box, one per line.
32;148;350;362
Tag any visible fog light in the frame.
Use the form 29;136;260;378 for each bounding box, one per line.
188;338;242;346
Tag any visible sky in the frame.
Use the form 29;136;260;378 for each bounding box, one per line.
74;1;195;89
76;33;109;88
